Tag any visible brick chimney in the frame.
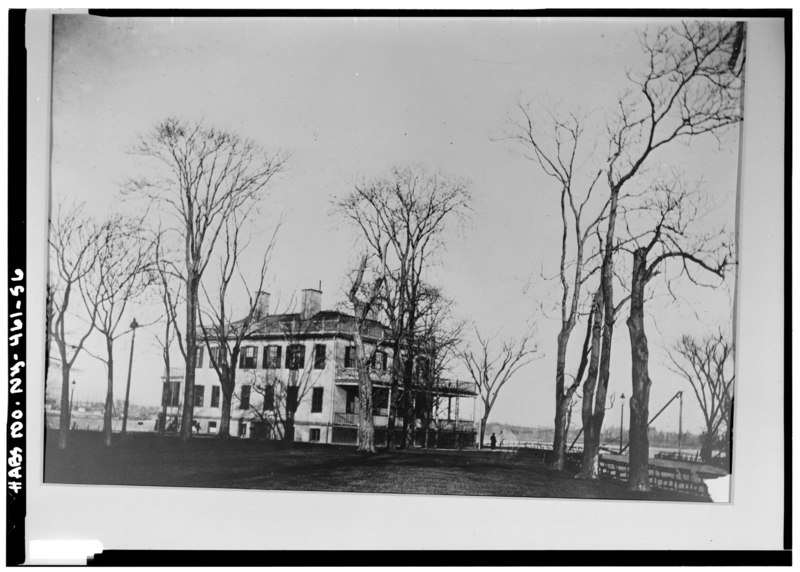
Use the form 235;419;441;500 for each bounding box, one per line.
255;291;270;319
300;288;322;320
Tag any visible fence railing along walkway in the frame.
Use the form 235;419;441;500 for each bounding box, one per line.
598;457;709;497
502;442;710;497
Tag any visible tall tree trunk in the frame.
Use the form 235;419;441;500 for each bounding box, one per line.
385;339;402;449
159;345;169;437
479;414;489;449
284;411;295;443
551;330;571;469
579;292;604;479
181;274;199;441
700;426;715;464
552;395;570;469
103;337;114;447
400;355;414;449
586;183;620;479
58;343;71;449
219;386;233;438
627;248;651;492
353;330;375;453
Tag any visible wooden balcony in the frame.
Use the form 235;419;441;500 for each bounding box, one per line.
334;369;476;396
334;367;392;385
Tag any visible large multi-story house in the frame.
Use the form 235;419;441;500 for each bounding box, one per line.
162;288;477;447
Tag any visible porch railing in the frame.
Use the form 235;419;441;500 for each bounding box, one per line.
333;412;473;431
333;412;406;427
334;412;359;426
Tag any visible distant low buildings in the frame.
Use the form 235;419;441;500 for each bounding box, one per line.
162;288;477;446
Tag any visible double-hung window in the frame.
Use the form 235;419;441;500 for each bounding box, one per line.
240;346;258;369
344;346;355;368
263;345;282;369
311;387;324;413
286;344;305;370
193;385;205;407
239;385;251;410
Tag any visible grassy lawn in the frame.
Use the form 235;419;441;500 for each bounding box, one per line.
43;429;706;502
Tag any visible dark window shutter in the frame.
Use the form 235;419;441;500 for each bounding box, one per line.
344;346;353;368
196;346;204;368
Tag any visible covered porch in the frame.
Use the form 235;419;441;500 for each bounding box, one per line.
330;382;476;447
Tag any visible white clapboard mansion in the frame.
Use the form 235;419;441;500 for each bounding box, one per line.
162;289;477;446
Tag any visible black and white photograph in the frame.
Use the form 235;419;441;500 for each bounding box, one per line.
17;9;787;558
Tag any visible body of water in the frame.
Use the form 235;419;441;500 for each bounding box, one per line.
46;413;157;433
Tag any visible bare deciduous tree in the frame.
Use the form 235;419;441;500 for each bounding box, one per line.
347;252;387;453
79;216;153;446
48;202;103;449
150;231;183;436
128;117;286;440
668;331;734;465
511;21;743;474
200;214;278;438
336;165;471;448
596;22;741;488
413;287;465;449
460;328;538;449
622;180;731;490
248;332;320;443
508;109;609;469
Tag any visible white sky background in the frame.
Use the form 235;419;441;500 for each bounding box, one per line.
50;15;740;434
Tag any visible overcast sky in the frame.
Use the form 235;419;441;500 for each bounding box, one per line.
50;15;741;434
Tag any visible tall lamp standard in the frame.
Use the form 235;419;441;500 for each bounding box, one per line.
69;379;76;429
619;393;626;454
121;318;139;435
677;391;683;459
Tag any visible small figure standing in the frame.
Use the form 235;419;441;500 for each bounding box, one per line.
490;432;497;450
499;430;504;449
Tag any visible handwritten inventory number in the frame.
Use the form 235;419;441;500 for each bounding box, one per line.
8;269;24;493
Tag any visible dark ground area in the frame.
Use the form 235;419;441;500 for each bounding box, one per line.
43;429;706;502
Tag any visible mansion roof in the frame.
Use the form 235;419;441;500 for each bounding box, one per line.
209;310;390;342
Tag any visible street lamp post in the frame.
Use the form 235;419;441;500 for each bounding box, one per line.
69;379;76;429
121;318;139;435
678;391;683;458
619;393;626;454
